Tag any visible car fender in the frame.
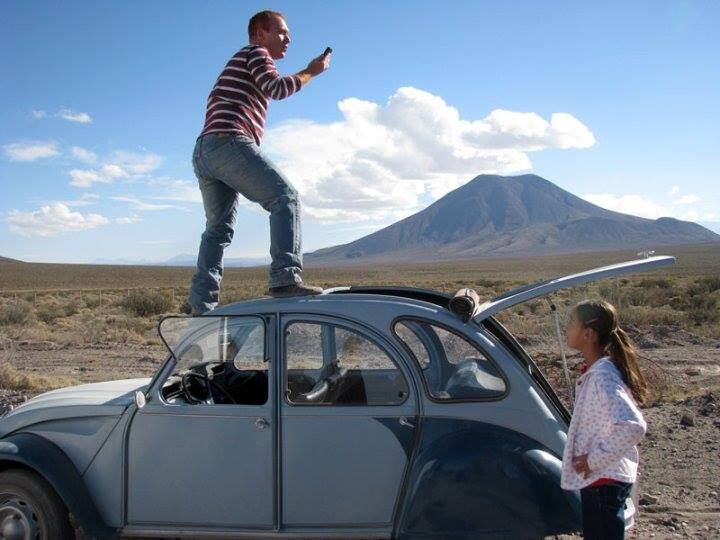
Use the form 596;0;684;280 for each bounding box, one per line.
395;417;581;540
0;432;117;539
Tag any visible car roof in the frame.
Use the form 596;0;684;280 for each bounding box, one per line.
210;286;452;316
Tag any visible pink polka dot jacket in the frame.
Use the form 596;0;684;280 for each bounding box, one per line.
561;356;647;490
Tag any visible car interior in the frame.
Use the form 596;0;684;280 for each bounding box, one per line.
284;322;409;405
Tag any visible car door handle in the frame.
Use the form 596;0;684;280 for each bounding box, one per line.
399;416;415;428
255;417;270;430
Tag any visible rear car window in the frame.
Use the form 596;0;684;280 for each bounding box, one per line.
394;319;506;400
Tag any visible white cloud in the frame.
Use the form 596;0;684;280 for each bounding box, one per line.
116;214;142;224
582;193;671;219
69;164;128;187
582;189;717;223
31;110;46;119
109;150;162;174
68;151;162;187
57;108;93;124
677;194;700;205
49;193;99;208
148;179;202;204
263;86;595;223
3;141;60;162
110;196;181;211
7;203;108;237
70;146;98;164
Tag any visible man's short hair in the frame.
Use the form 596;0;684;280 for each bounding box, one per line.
248;10;285;40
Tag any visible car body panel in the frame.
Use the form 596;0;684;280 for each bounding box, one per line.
0;432;116;538
82;407;134;528
6;378;150;414
472;255;675;322
396;417;581;539
127;405;275;527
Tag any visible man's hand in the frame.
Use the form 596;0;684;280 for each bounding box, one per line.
306;50;331;76
296;49;331;86
572;454;592;478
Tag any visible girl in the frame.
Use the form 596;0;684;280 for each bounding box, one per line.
561;300;648;539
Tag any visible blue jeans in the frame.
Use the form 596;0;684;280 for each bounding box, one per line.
581;481;633;540
188;132;303;315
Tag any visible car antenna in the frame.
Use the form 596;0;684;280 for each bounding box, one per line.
547;297;574;408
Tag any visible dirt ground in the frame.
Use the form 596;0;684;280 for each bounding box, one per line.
0;327;719;539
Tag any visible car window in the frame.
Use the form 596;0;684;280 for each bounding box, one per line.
394;319;506;400
161;316;268;405
285;321;408;405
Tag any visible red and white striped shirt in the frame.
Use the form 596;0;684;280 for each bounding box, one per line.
198;45;302;145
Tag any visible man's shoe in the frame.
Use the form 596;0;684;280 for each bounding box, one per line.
268;283;324;298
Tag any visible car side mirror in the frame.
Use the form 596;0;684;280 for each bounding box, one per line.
135;390;147;409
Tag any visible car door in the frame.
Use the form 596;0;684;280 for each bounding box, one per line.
280;314;418;532
125;315;276;530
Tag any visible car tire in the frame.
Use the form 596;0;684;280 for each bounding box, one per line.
0;468;75;539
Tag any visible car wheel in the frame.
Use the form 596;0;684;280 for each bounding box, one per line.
0;469;74;540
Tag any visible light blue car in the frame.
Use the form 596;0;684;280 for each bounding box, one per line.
0;256;674;539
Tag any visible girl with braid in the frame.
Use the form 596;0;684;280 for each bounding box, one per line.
561;299;649;539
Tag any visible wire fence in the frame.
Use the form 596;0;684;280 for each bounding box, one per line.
0;287;184;306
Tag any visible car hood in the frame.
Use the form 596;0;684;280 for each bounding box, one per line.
6;377;152;416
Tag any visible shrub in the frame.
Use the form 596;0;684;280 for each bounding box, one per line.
36;299;81;324
638;277;673;289
687;276;720;296
83;294;103;309
0;363;78;392
0;302;32;326
685;295;719;326
119;290;173;317
36;303;66;324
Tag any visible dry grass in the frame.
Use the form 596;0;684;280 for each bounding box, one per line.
0;242;718;396
0;363;79;392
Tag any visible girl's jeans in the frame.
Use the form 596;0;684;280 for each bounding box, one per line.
581;481;633;540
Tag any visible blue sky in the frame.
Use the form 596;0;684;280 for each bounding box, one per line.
1;0;718;264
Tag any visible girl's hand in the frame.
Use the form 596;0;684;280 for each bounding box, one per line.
572;454;592;478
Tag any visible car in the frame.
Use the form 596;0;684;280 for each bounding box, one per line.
0;255;675;539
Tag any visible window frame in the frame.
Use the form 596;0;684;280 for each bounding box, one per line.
156;314;270;408
282;316;412;408
391;315;510;404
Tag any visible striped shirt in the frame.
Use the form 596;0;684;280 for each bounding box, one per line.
198;45;303;145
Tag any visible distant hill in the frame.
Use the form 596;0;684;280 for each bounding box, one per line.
306;174;720;265
0;256;22;263
91;254;269;267
161;254;269;268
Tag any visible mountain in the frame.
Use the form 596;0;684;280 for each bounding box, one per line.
306;174;720;265
0;256;22;263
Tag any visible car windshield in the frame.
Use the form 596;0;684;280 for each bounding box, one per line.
158;316;265;373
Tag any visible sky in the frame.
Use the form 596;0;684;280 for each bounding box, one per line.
1;0;718;264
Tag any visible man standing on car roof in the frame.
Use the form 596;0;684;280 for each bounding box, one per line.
188;10;331;315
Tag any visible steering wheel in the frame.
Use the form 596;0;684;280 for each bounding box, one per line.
181;369;237;404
